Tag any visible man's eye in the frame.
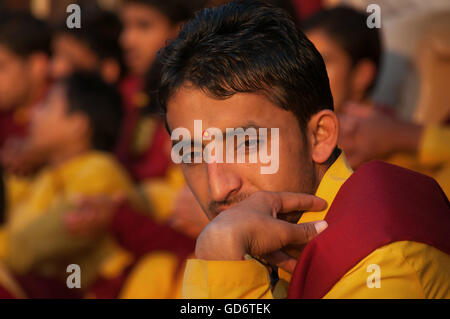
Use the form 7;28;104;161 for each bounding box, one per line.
237;139;259;150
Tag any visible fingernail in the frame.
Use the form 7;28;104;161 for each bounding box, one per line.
314;221;328;234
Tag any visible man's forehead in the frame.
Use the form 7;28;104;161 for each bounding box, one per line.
166;86;292;132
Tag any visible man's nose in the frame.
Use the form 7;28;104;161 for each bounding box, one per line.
207;161;242;203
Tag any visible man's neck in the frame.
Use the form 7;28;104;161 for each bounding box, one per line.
313;148;341;193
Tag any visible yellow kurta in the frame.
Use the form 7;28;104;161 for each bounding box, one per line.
389;125;450;198
119;252;192;299
0;151;143;288
182;153;450;299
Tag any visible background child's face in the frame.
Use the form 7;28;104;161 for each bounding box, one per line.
30;85;88;156
0;45;33;111
50;34;98;81
306;29;354;111
120;3;179;76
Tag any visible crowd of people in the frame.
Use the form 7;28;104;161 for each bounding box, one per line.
0;0;448;299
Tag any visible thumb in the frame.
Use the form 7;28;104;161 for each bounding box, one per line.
263;251;298;274
287;221;328;245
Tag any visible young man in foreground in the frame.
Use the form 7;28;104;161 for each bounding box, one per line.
158;0;450;298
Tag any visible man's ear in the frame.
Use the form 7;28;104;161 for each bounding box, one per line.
350;59;377;100
307;110;339;164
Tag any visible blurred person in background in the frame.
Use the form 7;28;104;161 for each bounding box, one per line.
65;185;209;299
0;72;144;298
339;104;450;197
51;6;124;85
302;6;382;113
0;11;51;176
116;0;204;180
304;7;450;197
2;7;125;179
116;0;206;223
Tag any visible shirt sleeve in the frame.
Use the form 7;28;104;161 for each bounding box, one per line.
182;258;274;299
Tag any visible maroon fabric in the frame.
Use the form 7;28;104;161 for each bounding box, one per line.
0;111;28;149
88;204;195;298
0;285;16;299
127;121;172;181
112;203;196;259
115;76;171;182
292;0;323;21
288;161;450;299
115;75;142;166
14;274;82;299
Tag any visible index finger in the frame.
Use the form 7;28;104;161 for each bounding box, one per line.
276;192;328;214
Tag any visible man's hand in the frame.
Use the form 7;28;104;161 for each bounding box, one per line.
63;194;125;237
195;191;328;273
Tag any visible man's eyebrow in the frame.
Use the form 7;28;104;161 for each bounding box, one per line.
170;121;265;147
225;122;262;138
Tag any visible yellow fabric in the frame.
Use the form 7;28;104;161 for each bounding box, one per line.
182;152;450;299
119;251;190;299
1;151;141;286
324;241;450;299
388;125;450;198
141;166;186;222
0;261;26;298
183;258;273;299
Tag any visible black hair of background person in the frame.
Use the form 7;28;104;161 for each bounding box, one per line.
158;0;334;134
206;0;300;25
0;10;51;57
301;5;382;93
61;72;124;152
54;5;125;81
124;0;208;25
134;0;208;116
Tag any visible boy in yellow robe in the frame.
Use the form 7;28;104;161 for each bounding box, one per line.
0;72;143;297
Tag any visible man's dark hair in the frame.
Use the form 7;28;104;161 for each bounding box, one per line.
302;6;381;93
124;0;206;25
55;7;123;66
158;0;333;132
0;11;51;58
61;72;123;152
